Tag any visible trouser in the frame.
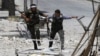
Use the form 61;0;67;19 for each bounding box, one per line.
49;29;64;49
27;24;40;49
34;24;41;45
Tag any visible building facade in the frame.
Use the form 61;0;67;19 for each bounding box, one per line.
0;0;2;8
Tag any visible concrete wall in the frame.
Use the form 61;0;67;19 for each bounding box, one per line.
0;11;9;17
15;0;34;16
0;0;33;17
0;0;34;11
15;0;24;11
15;0;33;11
0;0;25;10
0;0;2;8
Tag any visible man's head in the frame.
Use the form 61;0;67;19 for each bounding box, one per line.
54;9;61;17
30;4;37;12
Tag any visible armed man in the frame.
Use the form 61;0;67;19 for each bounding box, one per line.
21;4;47;50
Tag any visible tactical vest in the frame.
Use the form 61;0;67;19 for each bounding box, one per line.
26;10;40;25
51;15;63;31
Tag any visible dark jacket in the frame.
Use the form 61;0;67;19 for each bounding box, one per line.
51;15;63;32
25;9;43;25
49;14;72;32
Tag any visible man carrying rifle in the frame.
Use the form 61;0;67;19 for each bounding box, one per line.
21;4;47;50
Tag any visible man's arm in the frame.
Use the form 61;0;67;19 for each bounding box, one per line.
63;16;78;19
21;12;30;22
39;11;48;17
